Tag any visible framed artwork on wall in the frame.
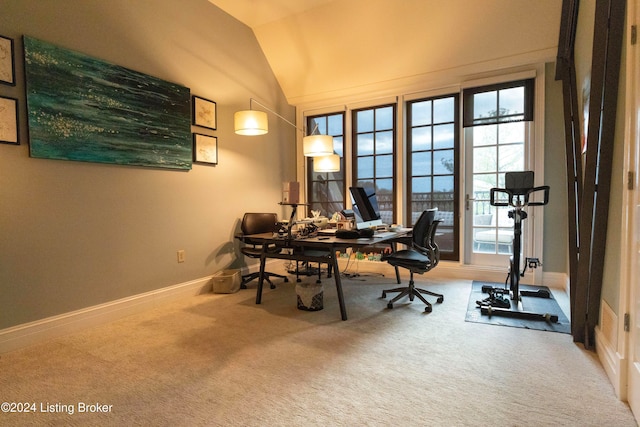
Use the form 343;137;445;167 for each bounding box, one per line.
192;95;217;130
24;36;192;170
0;96;18;144
0;35;15;86
193;133;217;165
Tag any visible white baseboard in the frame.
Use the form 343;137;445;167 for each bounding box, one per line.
596;326;628;400
0;259;290;354
0;276;214;354
338;258;505;282
596;300;628;401
337;258;568;289
541;271;570;290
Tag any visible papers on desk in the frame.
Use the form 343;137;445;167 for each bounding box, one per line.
373;231;399;239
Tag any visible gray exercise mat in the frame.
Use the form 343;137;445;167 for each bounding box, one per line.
465;281;571;333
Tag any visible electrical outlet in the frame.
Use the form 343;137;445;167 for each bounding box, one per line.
177;250;185;263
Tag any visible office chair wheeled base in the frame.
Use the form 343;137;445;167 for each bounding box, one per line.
241;272;289;290
382;278;443;313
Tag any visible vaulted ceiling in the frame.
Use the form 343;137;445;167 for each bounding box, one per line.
209;0;562;105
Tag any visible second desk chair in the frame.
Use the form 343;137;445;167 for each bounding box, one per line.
239;212;289;289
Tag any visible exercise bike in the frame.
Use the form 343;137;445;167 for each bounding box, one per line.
476;171;559;323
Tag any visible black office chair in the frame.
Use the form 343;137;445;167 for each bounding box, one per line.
238;213;289;289
381;209;444;312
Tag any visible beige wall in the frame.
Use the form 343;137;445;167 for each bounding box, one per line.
543;62;569;275
0;0;296;329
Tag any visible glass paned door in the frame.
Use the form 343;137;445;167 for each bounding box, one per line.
463;80;532;266
465;122;526;266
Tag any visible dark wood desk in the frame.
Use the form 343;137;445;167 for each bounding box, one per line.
245;231;410;320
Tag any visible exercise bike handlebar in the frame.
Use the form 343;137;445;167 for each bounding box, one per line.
489;185;550;207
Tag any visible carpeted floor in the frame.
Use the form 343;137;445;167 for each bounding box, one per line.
0;274;635;426
465;281;571;333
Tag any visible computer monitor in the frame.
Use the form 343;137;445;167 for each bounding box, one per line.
349;186;384;230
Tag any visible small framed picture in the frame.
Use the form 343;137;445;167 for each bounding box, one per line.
192;95;216;130
0;96;18;144
193;133;217;165
0;35;15;86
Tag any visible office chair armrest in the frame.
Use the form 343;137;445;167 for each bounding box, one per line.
410;241;431;257
385;234;413;255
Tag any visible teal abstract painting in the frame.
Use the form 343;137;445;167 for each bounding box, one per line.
24;36;192;170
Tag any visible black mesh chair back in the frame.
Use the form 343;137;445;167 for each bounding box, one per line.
241;213;278;239
411;209;437;252
239;213;288;289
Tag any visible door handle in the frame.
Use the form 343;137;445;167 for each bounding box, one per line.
465;194;475;211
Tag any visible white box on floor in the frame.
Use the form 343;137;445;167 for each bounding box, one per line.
212;269;241;293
